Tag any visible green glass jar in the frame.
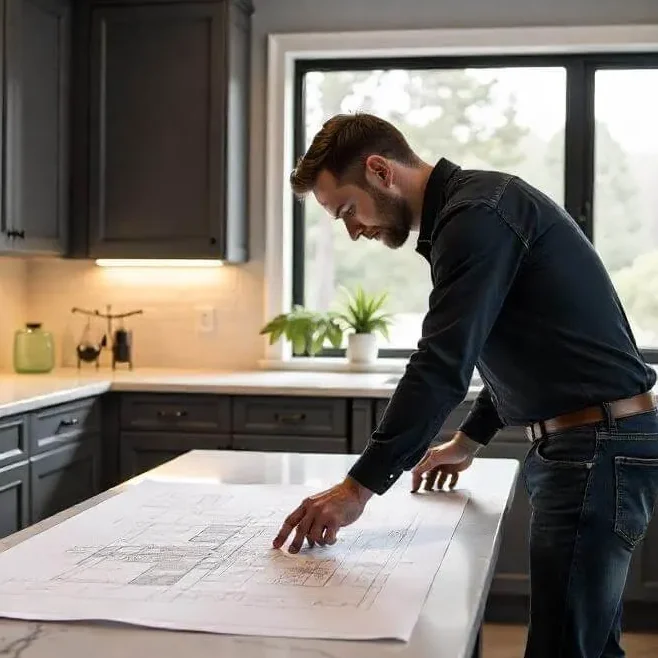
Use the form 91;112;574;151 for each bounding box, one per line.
13;323;55;374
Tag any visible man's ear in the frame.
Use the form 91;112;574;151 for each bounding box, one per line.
364;155;392;187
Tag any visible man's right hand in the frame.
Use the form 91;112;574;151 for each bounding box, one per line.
410;431;481;492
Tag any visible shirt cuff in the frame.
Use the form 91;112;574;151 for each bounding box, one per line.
347;437;428;496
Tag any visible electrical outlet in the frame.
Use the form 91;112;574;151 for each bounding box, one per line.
196;305;216;334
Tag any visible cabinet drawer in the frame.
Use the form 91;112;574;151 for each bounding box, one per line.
0;416;28;468
232;397;348;437
233;435;348;454
374;400;470;435
31;398;101;455
120;394;230;433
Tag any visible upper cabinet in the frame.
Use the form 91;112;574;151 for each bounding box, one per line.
1;0;71;255
71;0;251;262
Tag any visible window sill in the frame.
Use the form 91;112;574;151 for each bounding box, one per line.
257;357;408;374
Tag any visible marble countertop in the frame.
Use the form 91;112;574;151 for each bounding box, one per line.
0;450;520;658
0;367;483;418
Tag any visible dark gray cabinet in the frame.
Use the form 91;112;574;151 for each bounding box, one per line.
120;431;231;479
232;396;349;454
118;393;232;479
71;0;250;261
0;461;29;538
30;439;100;523
29;396;102;523
2;0;70;254
0;415;28;469
478;434;531;596
0;396;102;537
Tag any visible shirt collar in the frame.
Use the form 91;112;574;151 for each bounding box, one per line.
415;158;460;258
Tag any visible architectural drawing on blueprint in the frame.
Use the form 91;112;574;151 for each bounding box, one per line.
0;481;469;640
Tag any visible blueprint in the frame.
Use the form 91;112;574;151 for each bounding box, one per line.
0;480;468;641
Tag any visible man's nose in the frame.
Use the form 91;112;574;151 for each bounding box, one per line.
344;218;363;241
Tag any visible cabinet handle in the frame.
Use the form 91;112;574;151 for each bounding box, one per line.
58;417;79;429
275;412;306;424
157;410;187;419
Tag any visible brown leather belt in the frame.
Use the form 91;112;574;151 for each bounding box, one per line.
524;391;656;441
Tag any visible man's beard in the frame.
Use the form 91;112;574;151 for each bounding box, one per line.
368;184;414;249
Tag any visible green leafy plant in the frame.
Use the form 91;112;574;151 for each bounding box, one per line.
336;286;393;338
259;306;343;356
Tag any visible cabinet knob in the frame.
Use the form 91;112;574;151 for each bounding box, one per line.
157;410;187;419
274;412;306;424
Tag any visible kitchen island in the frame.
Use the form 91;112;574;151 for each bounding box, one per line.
0;449;519;658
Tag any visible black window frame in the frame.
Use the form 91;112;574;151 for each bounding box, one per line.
292;52;658;363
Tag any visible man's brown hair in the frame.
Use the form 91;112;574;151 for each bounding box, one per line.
289;112;418;197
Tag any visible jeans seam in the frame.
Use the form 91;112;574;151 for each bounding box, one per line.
557;441;597;657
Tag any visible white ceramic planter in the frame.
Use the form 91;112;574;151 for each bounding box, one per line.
347;332;378;364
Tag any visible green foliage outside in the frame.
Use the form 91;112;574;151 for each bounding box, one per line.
301;68;658;348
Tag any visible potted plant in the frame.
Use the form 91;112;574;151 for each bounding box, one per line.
336;286;392;364
260;305;343;356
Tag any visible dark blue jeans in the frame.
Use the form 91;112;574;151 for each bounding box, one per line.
522;407;658;658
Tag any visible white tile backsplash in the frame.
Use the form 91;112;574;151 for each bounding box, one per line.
3;257;267;371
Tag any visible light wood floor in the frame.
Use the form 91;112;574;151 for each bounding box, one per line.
483;624;658;658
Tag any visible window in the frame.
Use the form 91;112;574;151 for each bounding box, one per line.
292;55;658;358
593;69;658;352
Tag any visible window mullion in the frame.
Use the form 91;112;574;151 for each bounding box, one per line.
292;67;307;307
564;59;595;241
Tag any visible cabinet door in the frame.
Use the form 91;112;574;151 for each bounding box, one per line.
88;2;235;260
4;0;70;254
0;461;29;539
120;432;231;480
30;438;101;524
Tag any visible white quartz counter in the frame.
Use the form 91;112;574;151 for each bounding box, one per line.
0;367;483;418
0;450;519;658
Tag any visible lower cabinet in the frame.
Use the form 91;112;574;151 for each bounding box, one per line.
478;435;531;596
119;432;231;480
0;461;29;538
1;388;656;624
233;435;347;453
30;438;101;523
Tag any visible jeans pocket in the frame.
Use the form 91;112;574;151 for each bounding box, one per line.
614;456;658;548
533;434;596;469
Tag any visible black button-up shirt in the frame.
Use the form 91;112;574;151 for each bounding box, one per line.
347;158;656;495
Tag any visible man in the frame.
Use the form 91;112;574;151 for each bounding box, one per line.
271;112;658;658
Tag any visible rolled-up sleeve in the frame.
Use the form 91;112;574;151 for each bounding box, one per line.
347;203;528;495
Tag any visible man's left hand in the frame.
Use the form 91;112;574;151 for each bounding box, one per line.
272;477;373;553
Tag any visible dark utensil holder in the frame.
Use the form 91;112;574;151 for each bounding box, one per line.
112;329;133;369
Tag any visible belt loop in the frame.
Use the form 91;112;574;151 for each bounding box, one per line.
601;402;616;433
